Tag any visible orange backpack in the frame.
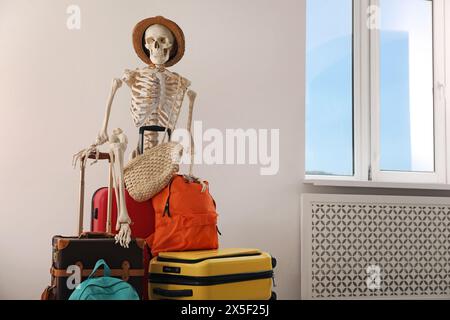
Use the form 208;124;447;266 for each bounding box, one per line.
146;175;219;256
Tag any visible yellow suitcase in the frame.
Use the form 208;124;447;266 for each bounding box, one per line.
149;248;276;300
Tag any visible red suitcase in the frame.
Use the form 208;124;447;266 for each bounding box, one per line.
91;188;155;239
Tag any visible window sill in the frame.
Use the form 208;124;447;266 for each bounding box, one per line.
303;179;450;191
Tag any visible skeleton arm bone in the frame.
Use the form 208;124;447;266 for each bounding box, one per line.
73;75;127;167
109;128;132;248
98;78;123;142
186;89;196;177
184;89;207;191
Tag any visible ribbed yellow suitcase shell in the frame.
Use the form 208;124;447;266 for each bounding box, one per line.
149;248;274;300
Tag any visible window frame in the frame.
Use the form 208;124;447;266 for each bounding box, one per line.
305;0;449;186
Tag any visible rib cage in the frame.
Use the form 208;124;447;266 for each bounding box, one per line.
124;67;190;150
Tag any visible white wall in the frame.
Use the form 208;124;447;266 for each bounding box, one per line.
1;0;448;300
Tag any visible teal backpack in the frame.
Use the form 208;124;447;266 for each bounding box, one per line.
69;259;139;300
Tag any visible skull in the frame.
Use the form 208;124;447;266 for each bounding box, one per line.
144;24;174;66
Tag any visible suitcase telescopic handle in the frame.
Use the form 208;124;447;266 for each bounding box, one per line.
78;152;113;236
153;288;193;298
138;125;172;155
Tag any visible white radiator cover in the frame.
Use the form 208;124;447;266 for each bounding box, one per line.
301;194;450;299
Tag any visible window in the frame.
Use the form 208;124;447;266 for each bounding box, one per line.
305;0;448;185
305;0;354;177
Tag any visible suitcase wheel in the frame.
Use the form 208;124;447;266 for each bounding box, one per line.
270;291;277;300
271;257;277;269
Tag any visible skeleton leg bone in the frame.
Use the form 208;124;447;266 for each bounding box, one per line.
109;128;132;248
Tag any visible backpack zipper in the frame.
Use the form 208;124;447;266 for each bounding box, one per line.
163;179;175;217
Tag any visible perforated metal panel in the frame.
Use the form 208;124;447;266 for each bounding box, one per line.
301;194;450;299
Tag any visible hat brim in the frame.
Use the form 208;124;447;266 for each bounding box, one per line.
132;16;185;67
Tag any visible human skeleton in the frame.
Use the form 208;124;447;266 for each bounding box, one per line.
73;20;196;248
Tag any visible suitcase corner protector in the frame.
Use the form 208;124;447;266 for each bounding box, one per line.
55;238;70;250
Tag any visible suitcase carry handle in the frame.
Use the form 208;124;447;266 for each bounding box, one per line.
79;232;115;239
81;152;111;162
153;288;193;298
138;125;172;155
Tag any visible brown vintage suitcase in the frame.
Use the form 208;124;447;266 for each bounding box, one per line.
46;234;149;300
42;152;149;300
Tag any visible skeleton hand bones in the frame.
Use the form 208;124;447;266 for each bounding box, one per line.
72;131;109;168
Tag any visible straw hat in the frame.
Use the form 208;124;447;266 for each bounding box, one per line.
132;16;185;67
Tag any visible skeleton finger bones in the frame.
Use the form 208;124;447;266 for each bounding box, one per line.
72;143;100;168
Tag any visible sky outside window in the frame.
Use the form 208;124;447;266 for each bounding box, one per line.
306;0;353;176
379;0;434;172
